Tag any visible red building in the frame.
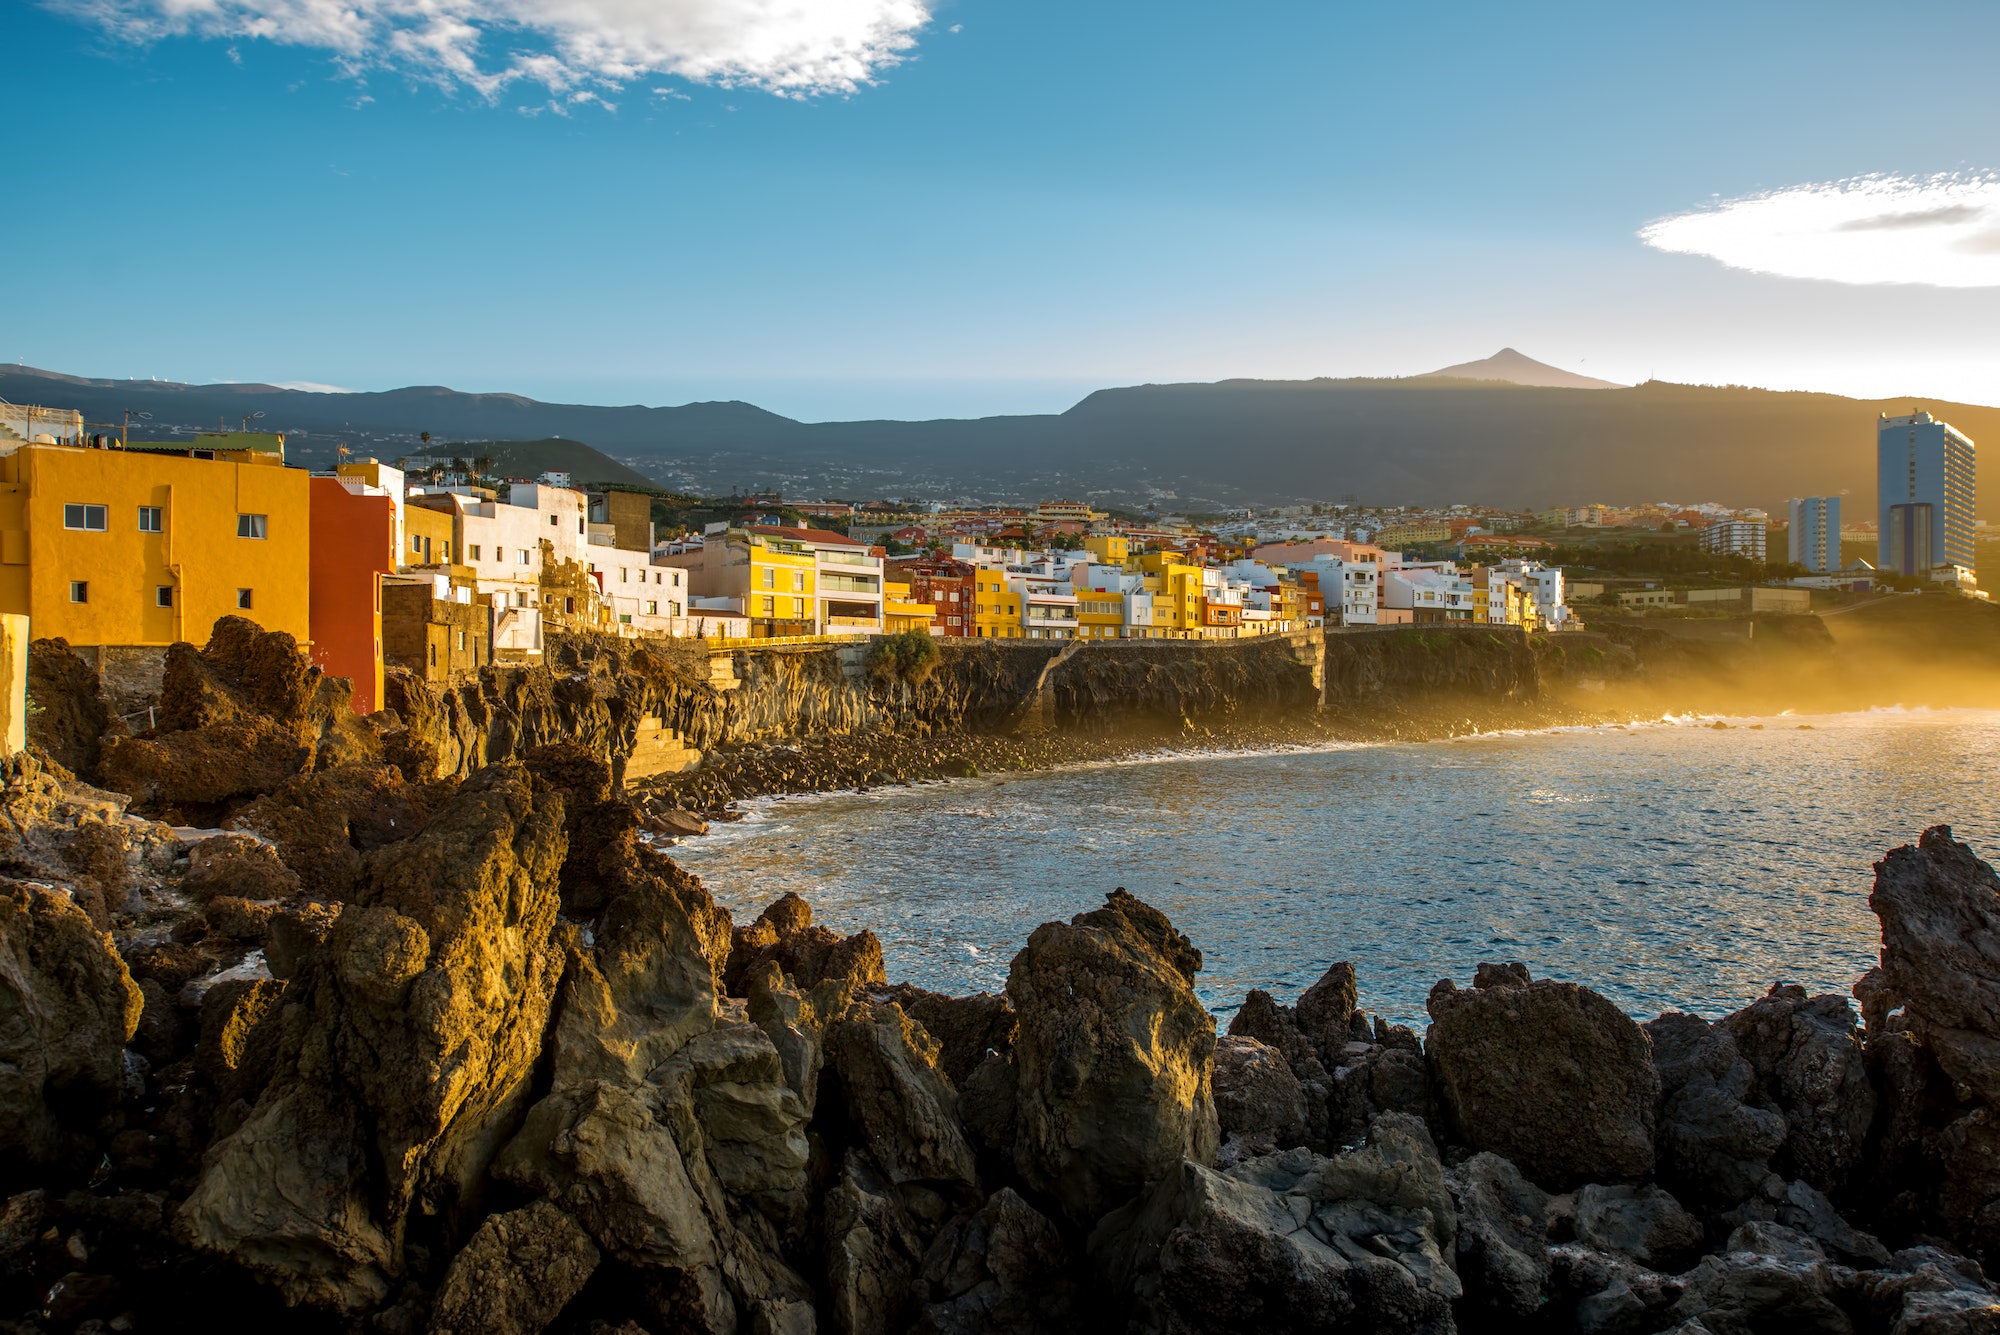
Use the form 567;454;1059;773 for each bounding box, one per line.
893;555;974;637
308;476;397;714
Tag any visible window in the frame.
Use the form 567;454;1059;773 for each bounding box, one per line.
761;595;775;616
761;567;776;589
429;643;437;666
236;588;253;609
457;631;466;651
470;545;481;561
156;586;173;608
69;580;87;603
137;506;163;533
620;568;628;583
64;504;107;531
549;514;558;526
238;513;268;539
412;534;423;554
647;601;658;616
518;549;530;565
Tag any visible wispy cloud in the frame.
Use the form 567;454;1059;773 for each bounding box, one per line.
58;0;932;99
1641;174;2000;288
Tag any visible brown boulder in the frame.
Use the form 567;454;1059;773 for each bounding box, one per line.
182;833;302;903
1008;889;1219;1224
879;983;1016;1086
228;765;437;901
177;764;569;1311
100;720;309;810
0;882;143;1178
824;999;979;1197
1426;964;1659;1187
1212;1036;1309;1148
26;639;116;780
426;1201;600;1335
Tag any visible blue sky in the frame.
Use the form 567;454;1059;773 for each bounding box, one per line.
12;0;2000;419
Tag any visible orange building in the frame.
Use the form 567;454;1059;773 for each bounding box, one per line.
309;476;395;714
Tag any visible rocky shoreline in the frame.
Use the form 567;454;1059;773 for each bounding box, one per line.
7;620;2000;1334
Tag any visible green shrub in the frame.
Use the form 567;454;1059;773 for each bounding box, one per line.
869;628;940;682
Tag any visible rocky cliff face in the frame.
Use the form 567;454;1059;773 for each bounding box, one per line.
3;623;2000;1334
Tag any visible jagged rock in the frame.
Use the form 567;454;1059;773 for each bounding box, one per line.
1718;985;1875;1193
1872;827;2000;1102
727;891;885;995
1228;987;1335;1146
178;765;568;1312
1295;960;1360;1062
100;720;310;811
265;901;341;980
958;1053;1018;1159
1574;1183;1705;1268
27;639;116;778
500;1080;719;1271
1846;1247;2000;1335
1646;1011;1788;1209
182;834;302;904
229;765;438;901
1008;889;1220;1224
1427;965;1658;1187
1669;1223;1852;1334
0;881;143;1179
193;977;285;1094
1212;1035;1309;1148
1089;1116;1459;1335
1448;1150;1558;1318
825;1150;931;1335
824;999;979;1197
1327;1043;1434;1145
878;984;1016;1087
1774;1179;1892;1268
159;617;319;736
912;1187;1075;1335
426;1201;599;1335
499;859;812;1332
1548;1243;1686;1335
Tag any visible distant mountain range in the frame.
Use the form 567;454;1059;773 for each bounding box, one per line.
3;355;1990;517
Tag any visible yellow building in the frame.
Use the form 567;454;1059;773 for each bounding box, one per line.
971;570;1023;638
405;504;456;568
1075;592;1125;639
1136;552;1204;638
883;578;937;634
1082;533;1130;565
0;435;311;647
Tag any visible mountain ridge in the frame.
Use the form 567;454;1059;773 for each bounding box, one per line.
2;360;1990;517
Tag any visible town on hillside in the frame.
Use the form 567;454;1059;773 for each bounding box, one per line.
0;398;1980;736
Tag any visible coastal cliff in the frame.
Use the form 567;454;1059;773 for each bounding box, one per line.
2;621;1999;1333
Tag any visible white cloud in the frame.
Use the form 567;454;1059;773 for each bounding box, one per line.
1641;174;2000;288
276;380;354;392
61;0;932;99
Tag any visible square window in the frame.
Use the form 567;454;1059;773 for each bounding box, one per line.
518;549;530;565
470;544;481;561
64;504;107;531
69;580;87;603
137;506;163;532
238;513;268;539
237;588;253;609
156;586;173;607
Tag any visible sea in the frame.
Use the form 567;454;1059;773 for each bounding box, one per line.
667;708;2000;1027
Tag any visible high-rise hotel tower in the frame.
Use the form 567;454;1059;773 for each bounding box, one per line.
1877;411;1975;577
